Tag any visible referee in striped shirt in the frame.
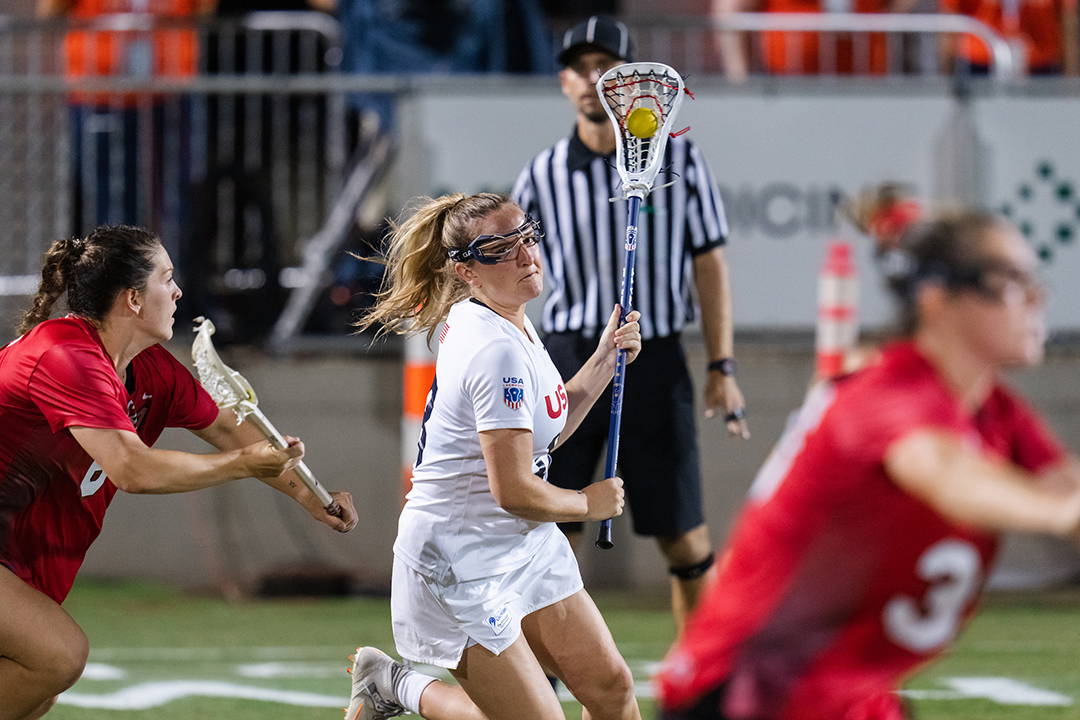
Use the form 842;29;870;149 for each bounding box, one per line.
512;15;748;631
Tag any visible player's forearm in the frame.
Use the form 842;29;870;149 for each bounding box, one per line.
482;427;590;522
887;432;1080;536
106;444;260;494
195;412;313;504
494;473;590;522
934;464;1080;536
1035;458;1080;493
72;424;299;495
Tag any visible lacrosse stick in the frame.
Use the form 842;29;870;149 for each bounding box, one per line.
191;317;341;517
595;62;687;550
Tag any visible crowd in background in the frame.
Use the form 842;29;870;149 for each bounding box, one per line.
27;0;1080;88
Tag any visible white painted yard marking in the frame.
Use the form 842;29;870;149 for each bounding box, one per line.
80;663;126;681
902;677;1073;706
552;680;655;703
237;661;350;679
902;689;965;700
58;682;345;709
945;677;1072;706
90;646;345;661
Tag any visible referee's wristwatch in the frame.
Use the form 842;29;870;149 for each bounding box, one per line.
707;357;737;377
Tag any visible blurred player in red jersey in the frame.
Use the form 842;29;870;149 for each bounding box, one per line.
0;225;357;720
654;211;1080;720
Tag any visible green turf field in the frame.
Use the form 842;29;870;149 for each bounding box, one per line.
44;580;1080;719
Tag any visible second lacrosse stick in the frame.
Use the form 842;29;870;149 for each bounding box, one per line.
191;317;342;517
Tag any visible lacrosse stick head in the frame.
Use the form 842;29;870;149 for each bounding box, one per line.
191;317;259;423
598;62;686;200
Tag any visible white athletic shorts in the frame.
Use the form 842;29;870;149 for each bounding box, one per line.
391;530;583;669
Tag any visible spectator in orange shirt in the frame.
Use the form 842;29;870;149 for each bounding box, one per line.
37;0;215;237
713;0;919;80
941;0;1079;75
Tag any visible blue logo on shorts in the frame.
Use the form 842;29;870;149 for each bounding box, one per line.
487;605;512;636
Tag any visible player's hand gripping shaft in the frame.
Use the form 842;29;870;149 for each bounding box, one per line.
596;304;643;369
240;435;305;478
584;475;626;521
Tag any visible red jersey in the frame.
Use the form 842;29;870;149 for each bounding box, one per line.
0;316;218;603
655;341;1064;720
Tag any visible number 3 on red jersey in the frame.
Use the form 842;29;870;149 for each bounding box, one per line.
883;538;982;653
80;461;107;497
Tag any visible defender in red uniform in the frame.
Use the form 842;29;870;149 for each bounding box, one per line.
655;211;1080;720
0;226;357;720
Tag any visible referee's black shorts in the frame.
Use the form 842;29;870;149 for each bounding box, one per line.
543;331;704;537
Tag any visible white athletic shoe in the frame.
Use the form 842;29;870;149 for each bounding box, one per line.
345;646;408;720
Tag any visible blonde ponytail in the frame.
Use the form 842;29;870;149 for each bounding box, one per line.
356;192;511;341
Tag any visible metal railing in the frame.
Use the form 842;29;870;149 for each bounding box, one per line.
0;12;355;344
626;13;1016;80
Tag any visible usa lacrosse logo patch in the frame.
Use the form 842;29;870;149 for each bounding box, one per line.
503;376;525;410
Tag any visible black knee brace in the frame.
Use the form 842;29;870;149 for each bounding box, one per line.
669;552;715;580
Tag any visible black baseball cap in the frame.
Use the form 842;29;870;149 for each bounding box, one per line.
557;15;633;66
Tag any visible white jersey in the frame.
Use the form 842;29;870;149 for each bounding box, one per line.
394;299;570;584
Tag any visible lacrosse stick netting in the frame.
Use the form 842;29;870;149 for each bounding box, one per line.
192;317;340;514
594;62;688;549
599;62;686;200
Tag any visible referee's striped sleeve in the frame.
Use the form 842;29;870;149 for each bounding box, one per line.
683;138;728;255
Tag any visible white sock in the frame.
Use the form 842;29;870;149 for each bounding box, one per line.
395;669;437;716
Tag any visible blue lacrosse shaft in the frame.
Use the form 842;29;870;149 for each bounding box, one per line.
597;194;642;550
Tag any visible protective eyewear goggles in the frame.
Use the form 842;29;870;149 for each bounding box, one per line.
448;215;544;265
945;262;1045;305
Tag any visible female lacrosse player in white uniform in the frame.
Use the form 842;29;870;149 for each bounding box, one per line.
347;193;643;720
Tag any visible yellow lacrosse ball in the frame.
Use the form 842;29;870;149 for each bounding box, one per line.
626;107;659;139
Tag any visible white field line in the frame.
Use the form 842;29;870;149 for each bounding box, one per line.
901;677;1073;706
58;681;345;709
62;652;1074;710
88;646;346;661
944;677;1072;706
81;663;127;680
237;661;355;679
